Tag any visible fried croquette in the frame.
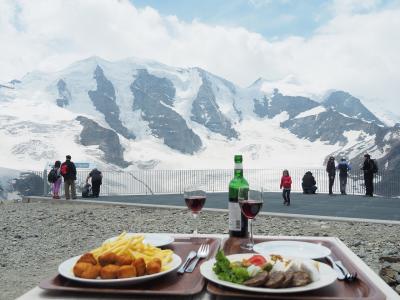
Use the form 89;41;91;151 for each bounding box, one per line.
73;262;100;279
151;258;162;266
134;257;146;276
100;264;120;279
77;253;97;265
98;252;118;266
146;259;162;275
115;254;133;266
117;265;137;278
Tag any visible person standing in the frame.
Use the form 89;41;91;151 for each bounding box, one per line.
326;157;336;195
61;155;77;200
52;161;62;199
362;154;377;197
280;169;292;206
86;168;103;197
337;158;351;195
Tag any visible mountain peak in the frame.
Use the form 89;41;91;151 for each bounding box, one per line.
323;90;384;126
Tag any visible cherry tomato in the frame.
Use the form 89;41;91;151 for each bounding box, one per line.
248;255;267;266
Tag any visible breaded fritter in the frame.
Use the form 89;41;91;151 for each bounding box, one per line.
77;253;97;265
98;252;118;266
100;264;120;279
73;262;100;279
146;258;162;275
134;257;146;276
117;265;137;278
115;254;133;266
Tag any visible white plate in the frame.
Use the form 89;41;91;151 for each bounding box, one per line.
58;253;182;286
253;241;331;259
106;233;174;247
200;253;337;294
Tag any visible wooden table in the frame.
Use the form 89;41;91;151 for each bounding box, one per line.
16;235;400;300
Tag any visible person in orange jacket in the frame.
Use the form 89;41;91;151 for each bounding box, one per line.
280;169;292;206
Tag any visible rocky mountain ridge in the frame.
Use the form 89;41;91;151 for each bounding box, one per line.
0;56;398;177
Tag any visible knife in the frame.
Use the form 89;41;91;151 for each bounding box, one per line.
325;255;345;280
177;250;197;274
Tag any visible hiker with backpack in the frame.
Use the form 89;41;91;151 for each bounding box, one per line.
61;155;77;200
362;153;378;197
86;168;103;197
337;158;351;195
48;160;62;199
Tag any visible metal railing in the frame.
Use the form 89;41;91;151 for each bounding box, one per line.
21;168;400;198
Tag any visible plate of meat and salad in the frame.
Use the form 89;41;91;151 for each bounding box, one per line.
200;251;337;293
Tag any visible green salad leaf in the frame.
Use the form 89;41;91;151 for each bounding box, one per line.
212;250;250;284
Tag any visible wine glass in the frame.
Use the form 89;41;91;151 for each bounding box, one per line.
238;186;264;250
184;184;206;235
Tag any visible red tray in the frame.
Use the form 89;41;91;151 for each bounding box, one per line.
40;237;220;296
207;237;386;299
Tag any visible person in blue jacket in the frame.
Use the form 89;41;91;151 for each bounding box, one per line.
337;158;351;195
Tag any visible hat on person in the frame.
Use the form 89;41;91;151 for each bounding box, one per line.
329;156;334;160
364;153;370;158
341;158;346;161
66;155;71;160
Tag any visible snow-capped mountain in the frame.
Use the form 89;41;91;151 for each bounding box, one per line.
0;56;398;174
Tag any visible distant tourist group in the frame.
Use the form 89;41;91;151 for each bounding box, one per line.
47;155;103;199
280;154;378;205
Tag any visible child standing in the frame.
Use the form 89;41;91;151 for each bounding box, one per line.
52;160;62;199
280;169;292;206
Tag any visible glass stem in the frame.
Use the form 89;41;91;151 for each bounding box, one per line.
249;218;254;247
192;213;198;235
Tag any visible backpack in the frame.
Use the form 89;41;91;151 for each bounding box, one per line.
47;169;58;183
91;170;102;182
372;160;378;173
338;163;348;174
60;163;68;176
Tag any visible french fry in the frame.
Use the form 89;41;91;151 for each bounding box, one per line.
90;231;173;267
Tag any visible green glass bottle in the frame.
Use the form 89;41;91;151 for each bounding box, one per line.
228;155;249;237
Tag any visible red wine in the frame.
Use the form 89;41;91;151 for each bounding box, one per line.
239;200;263;219
185;196;206;214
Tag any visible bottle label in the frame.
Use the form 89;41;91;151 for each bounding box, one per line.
229;202;241;231
234;163;243;171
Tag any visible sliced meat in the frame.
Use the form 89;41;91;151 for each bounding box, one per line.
291;271;311;287
264;271;285;288
243;272;269;287
281;271;294;288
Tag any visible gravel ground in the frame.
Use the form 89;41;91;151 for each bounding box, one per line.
1;200;400;300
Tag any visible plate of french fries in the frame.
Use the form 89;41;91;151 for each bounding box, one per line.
58;232;181;285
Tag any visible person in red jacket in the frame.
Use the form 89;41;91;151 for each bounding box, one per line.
280;169;292;206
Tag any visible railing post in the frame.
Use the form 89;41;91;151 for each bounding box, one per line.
43;169;48;196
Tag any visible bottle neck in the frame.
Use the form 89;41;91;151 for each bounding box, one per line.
234;163;243;178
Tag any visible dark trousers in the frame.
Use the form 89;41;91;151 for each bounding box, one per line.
328;175;335;194
282;189;291;204
364;173;374;196
339;175;347;194
302;184;317;194
92;181;101;197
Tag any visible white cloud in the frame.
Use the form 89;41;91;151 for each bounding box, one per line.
331;0;383;14
1;0;400;117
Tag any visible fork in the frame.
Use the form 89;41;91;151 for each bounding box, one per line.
185;243;210;273
335;260;358;282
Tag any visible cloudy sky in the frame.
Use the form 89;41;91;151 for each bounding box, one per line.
1;0;400;116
